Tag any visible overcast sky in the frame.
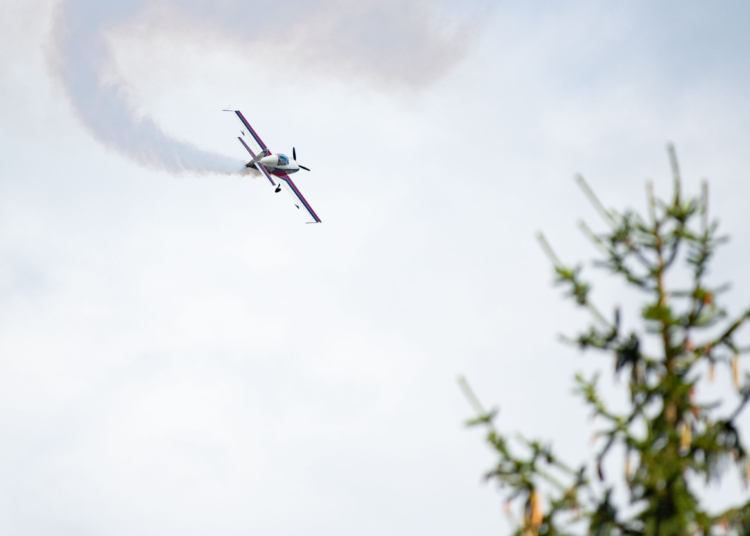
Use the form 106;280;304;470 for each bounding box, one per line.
2;1;750;535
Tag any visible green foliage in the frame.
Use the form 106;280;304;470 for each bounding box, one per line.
461;146;750;536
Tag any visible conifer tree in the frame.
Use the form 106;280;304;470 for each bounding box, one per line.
460;146;750;536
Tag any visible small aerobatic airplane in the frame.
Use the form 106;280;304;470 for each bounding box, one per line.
225;109;322;224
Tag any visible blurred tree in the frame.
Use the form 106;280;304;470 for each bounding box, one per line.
460;146;750;536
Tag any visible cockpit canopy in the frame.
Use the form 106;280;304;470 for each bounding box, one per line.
277;154;290;166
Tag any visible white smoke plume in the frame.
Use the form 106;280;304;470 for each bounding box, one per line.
48;0;487;176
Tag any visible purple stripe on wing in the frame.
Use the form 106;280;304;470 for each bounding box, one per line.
256;163;276;186
277;172;322;223
238;137;256;157
235;111;268;151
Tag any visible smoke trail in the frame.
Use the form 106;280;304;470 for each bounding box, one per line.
48;0;486;176
49;0;244;175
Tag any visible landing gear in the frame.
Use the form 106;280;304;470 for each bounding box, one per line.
275;186;282;193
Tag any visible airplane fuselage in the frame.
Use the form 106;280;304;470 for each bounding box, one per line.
259;154;300;175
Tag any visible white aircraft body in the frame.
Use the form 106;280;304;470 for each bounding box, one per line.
225;109;321;224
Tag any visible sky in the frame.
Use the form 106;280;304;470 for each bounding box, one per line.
2;1;750;534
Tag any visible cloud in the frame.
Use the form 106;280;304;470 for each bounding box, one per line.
47;0;488;175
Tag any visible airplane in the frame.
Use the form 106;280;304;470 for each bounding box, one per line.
224;109;322;224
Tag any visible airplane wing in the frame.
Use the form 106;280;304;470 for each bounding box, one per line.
275;172;322;224
229;110;268;156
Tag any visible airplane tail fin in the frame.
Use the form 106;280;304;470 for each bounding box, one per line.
246;148;269;167
236;136;268;166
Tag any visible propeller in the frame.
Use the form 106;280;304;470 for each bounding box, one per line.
293;147;311;171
